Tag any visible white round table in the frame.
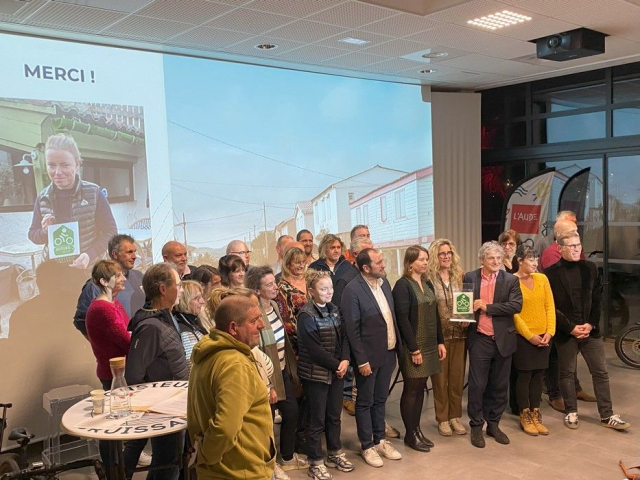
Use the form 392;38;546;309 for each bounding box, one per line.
61;381;188;479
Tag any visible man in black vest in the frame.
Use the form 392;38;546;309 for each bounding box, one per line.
544;230;630;431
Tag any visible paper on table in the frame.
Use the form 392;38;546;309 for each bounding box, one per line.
148;390;187;416
130;386;183;411
76;412;145;429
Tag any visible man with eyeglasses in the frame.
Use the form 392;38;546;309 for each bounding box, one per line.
544;230;630;431
226;239;252;272
539;220;595;411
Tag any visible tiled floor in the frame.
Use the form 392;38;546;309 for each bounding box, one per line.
56;341;638;479
281;340;639;480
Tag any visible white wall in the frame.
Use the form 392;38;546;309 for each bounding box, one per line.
431;91;482;272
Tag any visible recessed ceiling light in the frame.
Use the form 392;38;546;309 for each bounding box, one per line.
422;52;449;59
418;69;436;74
254;43;278;50
467;10;532;30
339;37;371;45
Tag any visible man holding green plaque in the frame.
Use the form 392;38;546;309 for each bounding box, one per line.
464;241;522;448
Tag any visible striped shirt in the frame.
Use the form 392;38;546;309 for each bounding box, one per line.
267;307;286;370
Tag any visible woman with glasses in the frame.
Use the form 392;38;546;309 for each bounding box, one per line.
513;245;555;436
427;239;469;437
393;245;446;452
174;280;208;366
275;247;309;354
297;270;354;479
498;229;522;273
218;254;246;288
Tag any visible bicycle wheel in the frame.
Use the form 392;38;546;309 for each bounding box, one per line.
615;324;640;369
0;454;20;477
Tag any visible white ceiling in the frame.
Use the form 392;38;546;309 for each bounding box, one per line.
1;0;640;90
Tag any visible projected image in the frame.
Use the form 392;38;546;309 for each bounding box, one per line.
164;56;434;279
0;98;151;338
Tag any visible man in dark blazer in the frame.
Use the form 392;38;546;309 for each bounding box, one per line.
341;248;402;468
544;230;630;431
464;241;522;448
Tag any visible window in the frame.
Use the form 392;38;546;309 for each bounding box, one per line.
82;159;134;203
325;195;331;219
363;204;369;224
356;207;362;225
394;189;406;219
380;196;387;223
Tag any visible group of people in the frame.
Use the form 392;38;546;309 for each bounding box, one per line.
73;215;630;480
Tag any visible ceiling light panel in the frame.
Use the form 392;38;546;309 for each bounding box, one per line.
467;10;532;30
307;1;397;29
26;2;127;33
315;29;392;51
136;0;234;25
205;8;294;34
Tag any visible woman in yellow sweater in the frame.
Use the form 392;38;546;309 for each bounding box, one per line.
513;245;556;436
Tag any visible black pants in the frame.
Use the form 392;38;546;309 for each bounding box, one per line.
354;350;396;450
124;432;183;480
467;335;511;428
302;378;343;462
515;369;544;411
544;340;582;400
271;369;298;460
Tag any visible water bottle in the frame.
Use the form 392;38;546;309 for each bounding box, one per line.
108;357;131;419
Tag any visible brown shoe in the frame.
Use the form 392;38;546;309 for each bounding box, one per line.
548;397;565;413
576;390;597;402
519;409;538;436
342;399;355;416
531;408;549;435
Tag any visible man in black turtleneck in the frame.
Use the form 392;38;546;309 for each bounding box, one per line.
544;230;630;431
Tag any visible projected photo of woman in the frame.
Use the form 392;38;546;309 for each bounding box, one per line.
27;133;117;270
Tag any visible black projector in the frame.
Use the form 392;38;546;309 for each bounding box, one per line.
534;28;605;62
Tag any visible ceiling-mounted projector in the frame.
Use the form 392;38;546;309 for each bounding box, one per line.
533;28;606;62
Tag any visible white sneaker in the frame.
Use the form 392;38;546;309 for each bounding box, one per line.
438;421;453;436
137;451;152;467
450;418;467;435
376;439;402;460
280;453;309;471
564;412;579;430
274;463;290;480
274;409;282;424
361;446;383;468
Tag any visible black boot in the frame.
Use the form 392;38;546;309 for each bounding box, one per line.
404;430;430;452
416;427;435;448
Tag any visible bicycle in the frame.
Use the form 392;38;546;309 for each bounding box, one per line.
615;320;640;369
0;403;106;480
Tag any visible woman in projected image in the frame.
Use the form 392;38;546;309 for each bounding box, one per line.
27;133;117;270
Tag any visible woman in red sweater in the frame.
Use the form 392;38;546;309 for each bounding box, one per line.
86;260;130;390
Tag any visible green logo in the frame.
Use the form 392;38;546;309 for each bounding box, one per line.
52;225;76;257
456;293;471;314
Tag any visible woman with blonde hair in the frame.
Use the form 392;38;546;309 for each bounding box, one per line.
393;245;446;452
275;247;308;354
427;238;468;437
28;133;116;269
174;280;208;364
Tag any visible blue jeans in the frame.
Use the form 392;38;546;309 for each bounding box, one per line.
354;350;396;450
